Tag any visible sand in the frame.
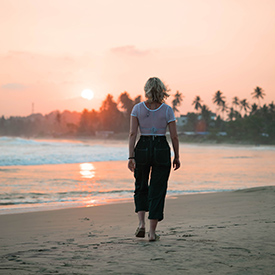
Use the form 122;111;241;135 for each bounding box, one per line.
0;186;275;275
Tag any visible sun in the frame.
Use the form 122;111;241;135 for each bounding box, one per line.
81;89;94;100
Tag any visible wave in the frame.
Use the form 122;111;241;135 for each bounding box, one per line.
0;137;128;166
0;136;48;146
0;136;105;147
167;189;234;195
0;189;235;207
0;189;134;206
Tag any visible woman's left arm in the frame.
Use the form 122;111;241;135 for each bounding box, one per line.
168;121;180;171
128;116;139;172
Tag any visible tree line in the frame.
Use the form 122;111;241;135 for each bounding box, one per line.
78;93;142;134
184;86;275;144
0;92;143;137
0;86;274;144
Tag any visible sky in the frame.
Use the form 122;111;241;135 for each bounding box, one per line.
0;0;275;117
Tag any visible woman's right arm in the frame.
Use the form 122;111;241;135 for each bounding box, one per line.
168;121;180;171
128;116;139;172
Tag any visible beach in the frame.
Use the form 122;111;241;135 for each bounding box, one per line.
1;186;275;274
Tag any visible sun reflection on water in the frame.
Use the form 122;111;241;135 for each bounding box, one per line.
79;163;95;179
86;199;97;207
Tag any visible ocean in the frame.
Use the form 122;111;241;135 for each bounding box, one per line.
0;136;274;215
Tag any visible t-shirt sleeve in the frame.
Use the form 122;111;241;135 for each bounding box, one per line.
131;103;138;117
166;106;176;123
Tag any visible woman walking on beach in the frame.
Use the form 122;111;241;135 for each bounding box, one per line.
128;77;180;242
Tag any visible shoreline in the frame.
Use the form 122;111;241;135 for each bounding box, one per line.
2;134;275;147
0;188;236;216
2;134;275;149
1;186;274;274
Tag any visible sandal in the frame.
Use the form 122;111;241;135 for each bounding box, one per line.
135;227;145;238
149;233;160;242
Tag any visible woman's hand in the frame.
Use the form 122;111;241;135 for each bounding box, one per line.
173;158;180;171
128;159;136;172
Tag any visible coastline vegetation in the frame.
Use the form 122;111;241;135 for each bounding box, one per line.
0;87;274;145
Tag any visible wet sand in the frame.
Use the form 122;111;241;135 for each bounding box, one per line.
1;186;275;274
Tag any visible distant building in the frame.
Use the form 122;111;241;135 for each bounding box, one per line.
177;112;216;125
176;115;188;127
176;112;217;134
197;112;216;121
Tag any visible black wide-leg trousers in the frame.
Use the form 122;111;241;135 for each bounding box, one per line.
134;135;171;221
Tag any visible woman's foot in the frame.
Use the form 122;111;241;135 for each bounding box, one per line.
148;232;160;242
135;227;145;238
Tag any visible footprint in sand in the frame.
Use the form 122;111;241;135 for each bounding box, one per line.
79;217;90;221
66;238;75;243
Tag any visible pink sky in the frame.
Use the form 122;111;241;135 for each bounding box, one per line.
0;0;274;117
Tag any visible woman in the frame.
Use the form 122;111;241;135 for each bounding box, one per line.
128;77;180;242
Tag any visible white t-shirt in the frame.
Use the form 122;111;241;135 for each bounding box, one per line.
131;102;176;136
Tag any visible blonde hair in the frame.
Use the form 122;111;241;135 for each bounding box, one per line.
144;77;169;103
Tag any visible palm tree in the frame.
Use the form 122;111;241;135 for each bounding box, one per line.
250;103;258;115
118;92;134;114
213;90;226;117
269;101;275;113
262;104;269;112
221;101;228;119
228;107;235;121
100;94;123;131
240;99;250;116
251;86;265;107
232;96;240;111
134;95;141;105
192;96;203;112
172;91;184;114
213;91;225;106
228;107;241;121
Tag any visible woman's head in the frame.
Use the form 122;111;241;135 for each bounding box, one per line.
144;77;169;103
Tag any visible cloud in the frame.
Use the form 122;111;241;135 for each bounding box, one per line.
111;45;151;56
1;83;27;90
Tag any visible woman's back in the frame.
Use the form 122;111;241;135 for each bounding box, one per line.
131;102;175;136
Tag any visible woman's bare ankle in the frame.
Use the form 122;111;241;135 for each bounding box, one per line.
139;223;145;229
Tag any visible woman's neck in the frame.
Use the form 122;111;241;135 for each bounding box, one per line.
145;100;162;110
